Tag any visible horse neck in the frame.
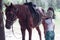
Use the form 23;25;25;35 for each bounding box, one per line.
14;5;28;19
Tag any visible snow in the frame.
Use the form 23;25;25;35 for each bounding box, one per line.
4;19;60;40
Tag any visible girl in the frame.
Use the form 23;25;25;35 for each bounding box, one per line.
42;7;55;40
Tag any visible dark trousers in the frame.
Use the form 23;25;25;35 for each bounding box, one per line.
45;31;55;40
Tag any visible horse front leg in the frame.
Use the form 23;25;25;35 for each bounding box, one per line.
27;27;32;40
36;26;42;40
21;27;26;40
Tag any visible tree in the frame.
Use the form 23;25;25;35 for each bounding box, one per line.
56;0;60;9
0;0;5;40
47;0;56;9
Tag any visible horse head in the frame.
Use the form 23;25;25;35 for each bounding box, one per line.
5;3;17;29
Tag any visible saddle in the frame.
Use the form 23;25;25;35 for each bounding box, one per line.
24;2;40;26
28;6;40;26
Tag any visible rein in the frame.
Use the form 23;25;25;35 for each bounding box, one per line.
3;15;22;39
12;24;22;39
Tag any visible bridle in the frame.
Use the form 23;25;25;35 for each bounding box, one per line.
3;9;22;39
3;14;22;39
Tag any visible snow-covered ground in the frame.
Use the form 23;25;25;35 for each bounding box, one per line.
4;19;60;40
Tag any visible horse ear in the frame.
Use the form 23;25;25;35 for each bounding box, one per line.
10;3;13;6
4;4;8;8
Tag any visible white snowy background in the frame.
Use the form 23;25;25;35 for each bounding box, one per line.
4;18;60;40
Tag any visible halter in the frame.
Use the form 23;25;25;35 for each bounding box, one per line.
3;14;22;39
4;8;22;39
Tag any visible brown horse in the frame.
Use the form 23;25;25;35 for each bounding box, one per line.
5;3;44;40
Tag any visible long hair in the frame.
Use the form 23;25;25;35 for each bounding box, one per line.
47;7;55;19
